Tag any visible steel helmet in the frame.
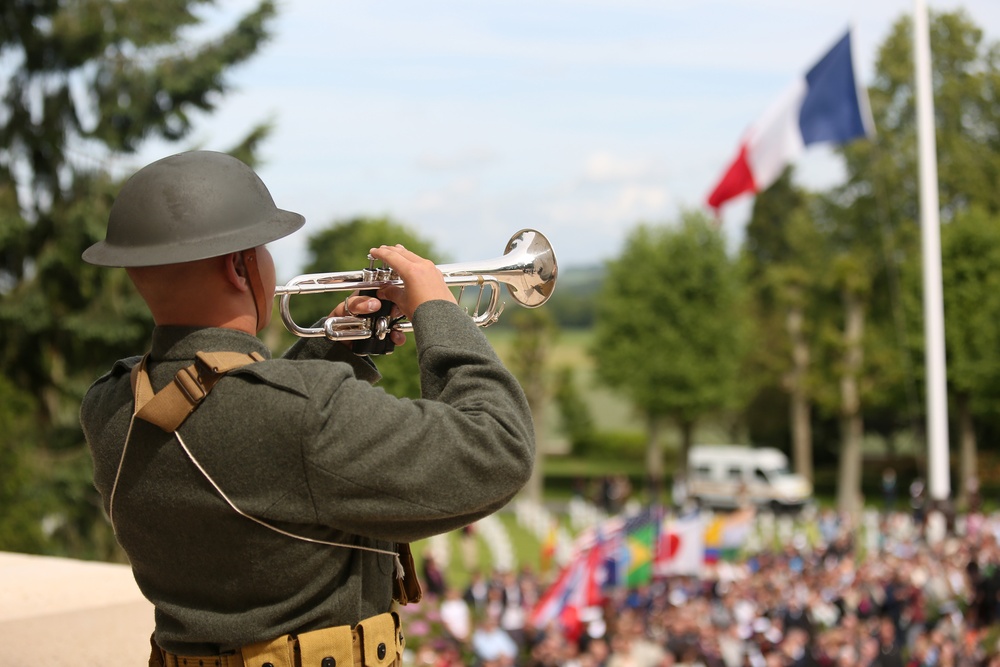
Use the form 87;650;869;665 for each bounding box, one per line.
82;150;305;267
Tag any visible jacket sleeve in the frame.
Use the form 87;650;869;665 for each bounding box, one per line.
280;327;381;384
298;300;536;543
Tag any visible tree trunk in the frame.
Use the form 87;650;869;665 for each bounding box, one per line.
508;311;552;506
41;343;66;433
645;414;664;503
520;368;547;505
956;391;978;509
678;418;695;470
836;291;865;517
785;301;813;483
527;405;547;505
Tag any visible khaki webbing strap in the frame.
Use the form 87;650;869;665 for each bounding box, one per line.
130;351;265;433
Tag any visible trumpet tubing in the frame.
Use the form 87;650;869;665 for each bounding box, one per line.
274;229;558;342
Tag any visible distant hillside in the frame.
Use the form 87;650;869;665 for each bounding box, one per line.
544;263;604;329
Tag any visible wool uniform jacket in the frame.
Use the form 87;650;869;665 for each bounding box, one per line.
80;300;535;656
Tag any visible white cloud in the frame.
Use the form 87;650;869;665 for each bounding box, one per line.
581;152;666;184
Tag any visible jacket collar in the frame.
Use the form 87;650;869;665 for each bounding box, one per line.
150;327;272;362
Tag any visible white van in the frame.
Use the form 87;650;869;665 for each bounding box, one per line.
683;445;812;511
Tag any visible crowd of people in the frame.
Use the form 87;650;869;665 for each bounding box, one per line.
398;506;1000;667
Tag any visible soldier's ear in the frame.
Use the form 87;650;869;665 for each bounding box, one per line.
223;252;251;292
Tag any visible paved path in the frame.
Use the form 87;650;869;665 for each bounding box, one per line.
0;551;153;666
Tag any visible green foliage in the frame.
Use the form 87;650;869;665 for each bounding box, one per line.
0;374;46;553
506;308;558;408
937;207;1000;412
553;367;595;451
0;0;279;558
299;216;440;399
741;184;834;443
592;212;748;424
838;9;1000;430
572;430;648;462
543;266;602;328
0;1;278;221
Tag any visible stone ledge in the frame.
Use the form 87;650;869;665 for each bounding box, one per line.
0;552;152;666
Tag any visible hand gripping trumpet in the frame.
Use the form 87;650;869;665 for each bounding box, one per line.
274;229;558;355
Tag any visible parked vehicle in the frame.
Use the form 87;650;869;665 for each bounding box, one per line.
683;444;812;511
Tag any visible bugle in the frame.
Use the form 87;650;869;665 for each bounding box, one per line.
274;229;558;349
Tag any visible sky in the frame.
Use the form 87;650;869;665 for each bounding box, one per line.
130;0;1000;281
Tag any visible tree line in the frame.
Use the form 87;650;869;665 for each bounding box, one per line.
1;4;998;560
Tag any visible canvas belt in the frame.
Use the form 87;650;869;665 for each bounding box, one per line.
154;612;404;667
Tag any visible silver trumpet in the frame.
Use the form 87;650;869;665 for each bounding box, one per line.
274;228;558;343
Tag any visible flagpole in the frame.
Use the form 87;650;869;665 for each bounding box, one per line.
914;0;950;502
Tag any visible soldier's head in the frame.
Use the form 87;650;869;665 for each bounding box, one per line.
83;151;304;333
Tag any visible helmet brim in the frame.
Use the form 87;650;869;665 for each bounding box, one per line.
82;208;305;267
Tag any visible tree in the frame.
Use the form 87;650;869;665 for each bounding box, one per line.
591;211;748;499
553;367;596;453
506;308;558;504
741;171;826;483
0;374;46;553
922;207;1000;506
0;0;278;223
834;9;1000;505
293;216;441;399
0;0;280;558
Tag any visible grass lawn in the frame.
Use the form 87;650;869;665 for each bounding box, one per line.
409;513;540;592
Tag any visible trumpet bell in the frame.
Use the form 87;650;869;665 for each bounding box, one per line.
504;228;558;307
440;228;558;309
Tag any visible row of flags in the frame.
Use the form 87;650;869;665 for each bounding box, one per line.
706;28;874;211
529;507;756;640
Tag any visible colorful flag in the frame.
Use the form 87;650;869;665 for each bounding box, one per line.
655;514;705;576
625;520;657;586
529;533;606;641
704;508;755;563
600;509;659;589
706;29;874;211
540;522;558;574
720;507;755;553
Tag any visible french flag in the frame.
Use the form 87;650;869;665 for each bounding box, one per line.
706;29;874;211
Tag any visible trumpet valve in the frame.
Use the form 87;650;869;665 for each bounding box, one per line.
363;255;397;282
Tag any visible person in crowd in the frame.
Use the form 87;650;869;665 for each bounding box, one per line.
472;614;519;666
440;587;473;645
422;551;448;598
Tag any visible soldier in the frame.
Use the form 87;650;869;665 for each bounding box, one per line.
80;151;535;667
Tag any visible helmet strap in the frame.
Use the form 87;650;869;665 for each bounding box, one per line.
241;247;268;333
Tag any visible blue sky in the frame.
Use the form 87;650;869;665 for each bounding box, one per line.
132;0;1000;279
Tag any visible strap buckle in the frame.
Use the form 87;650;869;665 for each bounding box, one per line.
173;365;208;407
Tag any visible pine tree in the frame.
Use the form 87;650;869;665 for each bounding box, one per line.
0;0;280;558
